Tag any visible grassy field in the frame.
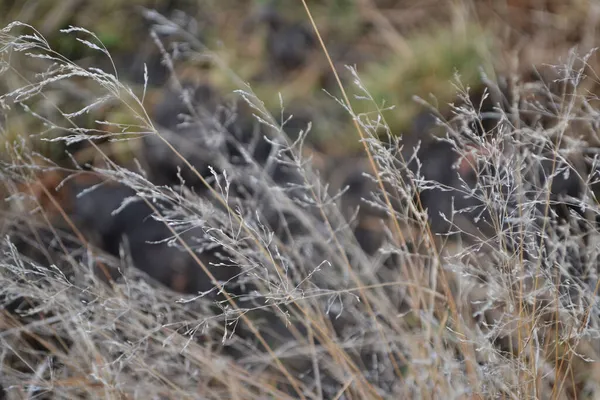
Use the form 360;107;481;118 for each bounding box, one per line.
2;1;600;399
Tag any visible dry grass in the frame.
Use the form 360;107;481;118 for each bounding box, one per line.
2;2;600;400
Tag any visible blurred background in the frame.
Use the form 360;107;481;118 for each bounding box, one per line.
1;0;598;164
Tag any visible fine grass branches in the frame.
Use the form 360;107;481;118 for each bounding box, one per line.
1;14;600;400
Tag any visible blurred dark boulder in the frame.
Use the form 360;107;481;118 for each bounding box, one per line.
8;170;241;298
144;80;319;244
256;4;316;77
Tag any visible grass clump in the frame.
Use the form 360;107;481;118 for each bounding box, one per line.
2;4;600;400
